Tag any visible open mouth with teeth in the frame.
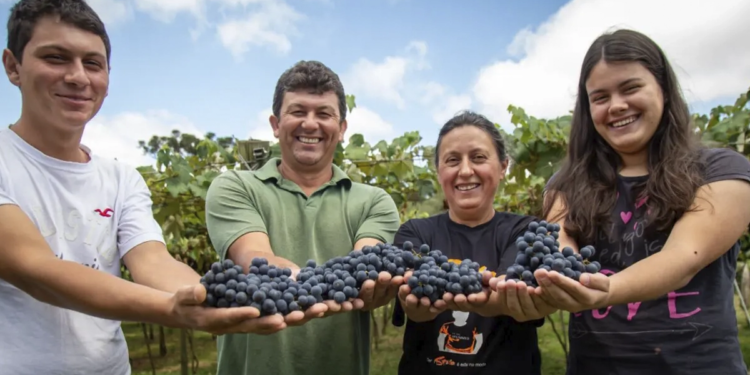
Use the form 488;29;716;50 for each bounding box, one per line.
297;136;322;145
456;183;480;192
609;114;640;128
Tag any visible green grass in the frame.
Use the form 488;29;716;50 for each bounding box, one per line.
125;296;750;375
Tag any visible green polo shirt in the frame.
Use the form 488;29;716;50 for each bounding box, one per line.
205;157;401;375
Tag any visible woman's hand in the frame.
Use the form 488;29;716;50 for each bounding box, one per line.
532;269;610;313
397;284;445;323
433;271;493;313
488;277;557;322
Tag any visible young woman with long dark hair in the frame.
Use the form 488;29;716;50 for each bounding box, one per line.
525;29;750;374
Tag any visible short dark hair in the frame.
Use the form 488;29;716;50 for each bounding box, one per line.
272;60;347;122
435;110;507;167
6;0;111;65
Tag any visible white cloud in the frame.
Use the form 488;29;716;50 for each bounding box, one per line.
343;40;429;109
416;82;475;126
118;0;302;54
215;0;304;60
82;110;204;168
344;106;396;144
473;0;750;129
133;0;205;22
86;0;132;26
420;82;447;105
431;94;473;126
246;109;276;142
245;106;396;147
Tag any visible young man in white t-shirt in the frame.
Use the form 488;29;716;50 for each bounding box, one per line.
0;1;291;374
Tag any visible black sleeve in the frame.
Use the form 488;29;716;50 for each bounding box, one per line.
391;221;424;328
702;148;750;185
502;214;546;328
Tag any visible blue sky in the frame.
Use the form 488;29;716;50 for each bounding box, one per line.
1;0;748;167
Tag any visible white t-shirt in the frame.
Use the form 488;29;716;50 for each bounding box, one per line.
0;127;165;375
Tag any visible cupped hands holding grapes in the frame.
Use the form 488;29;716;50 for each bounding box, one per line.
395;220;607;322
198;243;413;327
197;220;607;328
499;220;607;314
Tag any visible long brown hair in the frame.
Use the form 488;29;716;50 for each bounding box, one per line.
543;29;705;244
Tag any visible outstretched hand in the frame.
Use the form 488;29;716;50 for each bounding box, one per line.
358;271;404;311
532;269;610;313
432;271;494;313
488;276;557;322
397;283;445;322
170;285;287;335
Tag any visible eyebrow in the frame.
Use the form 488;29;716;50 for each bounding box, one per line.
35;43;106;60
588;78;643;97
443;147;490;157
286;103;336;112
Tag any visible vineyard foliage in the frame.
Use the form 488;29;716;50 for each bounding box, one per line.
129;88;750;277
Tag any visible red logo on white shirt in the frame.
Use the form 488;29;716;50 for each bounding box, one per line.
94;208;114;217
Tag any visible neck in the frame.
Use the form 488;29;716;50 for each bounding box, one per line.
448;206;495;228
11;115;88;163
278;158;333;195
618;150;649;177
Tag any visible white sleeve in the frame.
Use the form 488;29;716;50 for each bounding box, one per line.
117;168;165;258
0;170;17;207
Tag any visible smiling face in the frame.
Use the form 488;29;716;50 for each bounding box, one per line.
437;125;507;220
586;59;664;159
3;15;109;134
270;90;347;170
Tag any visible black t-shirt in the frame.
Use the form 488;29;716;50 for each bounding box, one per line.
390;211;543;375
552;148;750;375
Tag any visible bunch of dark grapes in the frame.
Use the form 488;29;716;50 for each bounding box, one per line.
200;242;411;316
505;220;601;287
402;241;485;304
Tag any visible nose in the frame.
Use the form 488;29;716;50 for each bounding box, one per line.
458;158;474;177
299;111;320;131
608;94;628;116
63;60;91;87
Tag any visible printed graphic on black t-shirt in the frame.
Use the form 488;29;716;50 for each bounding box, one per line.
553;148;750;375
391;211;543;375
438;311;483;355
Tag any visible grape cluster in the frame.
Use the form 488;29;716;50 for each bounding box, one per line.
505;220;601;287
402;241;485;304
200;242;412;316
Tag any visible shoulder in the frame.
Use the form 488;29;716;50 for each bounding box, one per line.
343;182;398;212
401;212;445;230
347;180;385;193
396;213;446;240
89;155;148;190
212;169;255;187
348;181;390;199
699;147;750;185
208;169;268;195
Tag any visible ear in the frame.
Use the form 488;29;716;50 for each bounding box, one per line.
269;113;280;139
2;49;21;88
498;159;510;180
338;119;348;142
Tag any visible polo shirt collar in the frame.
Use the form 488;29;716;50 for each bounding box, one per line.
255;157;351;187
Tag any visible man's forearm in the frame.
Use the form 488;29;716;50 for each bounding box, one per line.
135;257;202;294
20;257;179;327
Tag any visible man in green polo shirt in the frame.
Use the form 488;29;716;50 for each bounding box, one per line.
205;60;403;375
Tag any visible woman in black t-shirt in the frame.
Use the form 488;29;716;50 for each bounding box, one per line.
529;29;750;375
390;111;556;374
